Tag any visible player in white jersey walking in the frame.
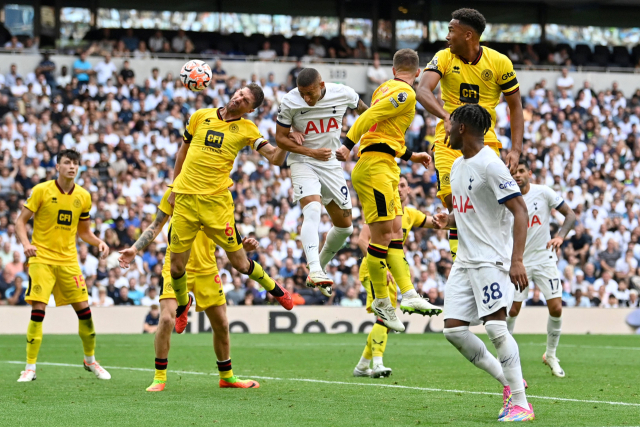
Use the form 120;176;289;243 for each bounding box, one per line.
275;68;368;296
509;158;576;378
433;104;534;422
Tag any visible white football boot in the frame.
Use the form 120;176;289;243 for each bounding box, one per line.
370;364;393;378
400;294;442;316
353;366;373;377
17;369;36;382
306;270;333;297
542;353;565;378
84;361;111;380
371;299;405;332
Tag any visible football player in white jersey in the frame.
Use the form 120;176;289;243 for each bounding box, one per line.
433;104;534;422
275;68;368;296
508;158;576;378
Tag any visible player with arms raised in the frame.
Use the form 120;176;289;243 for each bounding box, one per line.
353;175;436;378
417;8;524;260
169;84;293;332
336;49;440;332
119;188;261;391
275;68;367;296
15;149;111;382
508;157;576;378
433;104;534;422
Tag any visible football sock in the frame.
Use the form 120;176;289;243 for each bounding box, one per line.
370;322;388;362
76;307;96;358
26;309;45;365
443;325;508;387
217;359;233;379
546;315;562;358
84;355;95;364
319;225;353;270
366;243;389;299
485;320;528;409
449;228;458;261
170;271;190;306
386;239;414;294
247;259;277;293
155;358;168;382
402;289;419;299
301;202;322;272
357;356;371;370
373;356;383;366
506;315;517;334
362;333;373;360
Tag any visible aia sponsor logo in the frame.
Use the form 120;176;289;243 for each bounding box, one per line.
452;195;475;213
304;118;339;134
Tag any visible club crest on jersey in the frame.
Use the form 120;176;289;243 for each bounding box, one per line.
468;177;474;190
533;202;538;210
229;123;239;133
304;118;339;134
397;92;407;103
73;198;81;208
481;69;493;81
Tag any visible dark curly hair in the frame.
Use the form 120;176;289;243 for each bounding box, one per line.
518;155;530;170
246;83;264;109
450;104;492;136
451;8;486;36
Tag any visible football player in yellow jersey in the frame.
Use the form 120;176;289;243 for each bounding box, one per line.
169;84;293;332
353;176;437;378
416;8;524;261
14;149;111;382
119;188;260;391
336;49;439;332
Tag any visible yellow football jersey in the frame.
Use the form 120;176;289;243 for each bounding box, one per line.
173;108;268;195
424;46;519;149
24;180;91;266
346;78;416;160
158;188;217;275
359;206;427;281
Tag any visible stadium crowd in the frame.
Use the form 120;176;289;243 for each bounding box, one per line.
0;48;639;311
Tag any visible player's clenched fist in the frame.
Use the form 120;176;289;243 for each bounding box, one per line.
310;147;332;161
335;145;350;161
242;237;259;252
410;152;432;169
23;243;37;258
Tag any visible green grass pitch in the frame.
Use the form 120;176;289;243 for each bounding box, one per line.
1;333;639;426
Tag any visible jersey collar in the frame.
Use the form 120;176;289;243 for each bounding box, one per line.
458;46;483;65
55;180;75;195
217;108;241;122
393;77;414;90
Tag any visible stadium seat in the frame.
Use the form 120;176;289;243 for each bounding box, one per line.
613;46;631;67
592;45;611;67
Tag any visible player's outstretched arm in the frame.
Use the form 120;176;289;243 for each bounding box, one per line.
504;196;529;292
355;99;369;114
416;71;451;140
77;219;109;260
256;140;290;166
432;212;454;230
118;210;170;268
547;203;577;251
15;207;37;258
275;124;331;161
504;93;524;174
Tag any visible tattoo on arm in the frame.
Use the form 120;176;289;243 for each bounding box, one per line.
133;211;168;251
343;209;352;218
356;99;369;115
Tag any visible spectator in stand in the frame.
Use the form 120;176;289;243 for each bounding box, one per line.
3;250;23;281
211;60;227;86
171;30;190;53
287;59;303;89
427;287;444;306
366;55;388;104
335;35;352;58
73;51;94;85
143;304;160;333
309;37;326;58
114;286;136;305
94;54;117;85
36;53;56;87
5;276;26;305
121;29;139;52
148;31;166;53
258;41;277;60
134;41;151;59
526;287;546;306
340;287;363;307
599;239;621;275
567;288;591;307
4;36;24;50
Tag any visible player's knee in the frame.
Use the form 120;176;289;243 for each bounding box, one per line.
231;257;250;274
302;201;322;222
159;310;176;328
443;325;469;347
549;306;562;318
170;264;185;279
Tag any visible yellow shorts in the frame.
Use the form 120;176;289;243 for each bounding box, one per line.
161;270;226;311
352;152;402;224
433;143;500;202
363;274;398;314
26;263;87;306
171;191;243;254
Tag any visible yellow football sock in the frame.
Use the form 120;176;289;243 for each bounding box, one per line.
370;322;389;358
366;243;389;299
217;359;233;379
362;330;373;360
386;239;413;294
171;272;190;306
248;260;275;292
155;358;168;381
449;228;458;261
76;308;95;357
26;310;45;364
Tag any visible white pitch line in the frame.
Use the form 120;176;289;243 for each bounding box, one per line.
5;361;640;407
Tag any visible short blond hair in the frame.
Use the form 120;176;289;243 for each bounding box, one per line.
393;49;419;73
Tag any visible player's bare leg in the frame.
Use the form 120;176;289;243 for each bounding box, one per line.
312;200;354;297
170;249;194;333
226;247;292;310
205;304;259;388
147;299;177;391
299;195;334;296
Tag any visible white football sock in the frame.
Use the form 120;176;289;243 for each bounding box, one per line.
26;363;36;371
443;326;507;387
84;355;95;364
506;315;517;334
402;289;419;299
485;320;528;409
357;356;370;370
319;225;353;270
546;315;562;358
373;356;383;367
301;202;322;272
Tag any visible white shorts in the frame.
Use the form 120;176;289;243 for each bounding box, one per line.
444;264;514;324
514;261;562;302
290;162;352;209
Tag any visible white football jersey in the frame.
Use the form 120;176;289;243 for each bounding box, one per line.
450;146;522;271
276;82;359;166
522;184;564;267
